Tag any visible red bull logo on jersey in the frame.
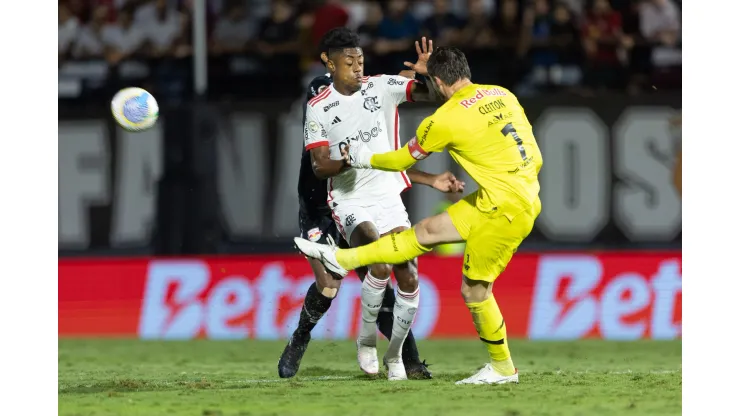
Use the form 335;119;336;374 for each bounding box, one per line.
459;88;508;109
307;227;322;242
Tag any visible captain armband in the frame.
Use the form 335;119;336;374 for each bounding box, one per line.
407;136;430;161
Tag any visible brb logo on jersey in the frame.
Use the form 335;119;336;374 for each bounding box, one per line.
323;101;339;112
363;96;381;112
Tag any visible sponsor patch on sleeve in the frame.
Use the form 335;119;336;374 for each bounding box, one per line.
307;227;323;242
407;136;429;160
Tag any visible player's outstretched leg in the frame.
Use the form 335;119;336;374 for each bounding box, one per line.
455;276;518;385
278;258;340;378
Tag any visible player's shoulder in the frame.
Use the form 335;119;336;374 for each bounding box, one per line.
306;75;334;109
307;74;332;98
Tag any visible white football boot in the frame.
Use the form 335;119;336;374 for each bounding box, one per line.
383;356;408;381
356;339;379;375
455;363;519;385
294;236;349;277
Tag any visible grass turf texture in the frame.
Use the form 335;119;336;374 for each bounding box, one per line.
59;339;681;416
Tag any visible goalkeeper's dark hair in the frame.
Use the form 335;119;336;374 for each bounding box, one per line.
318;27;361;60
427;46;472;86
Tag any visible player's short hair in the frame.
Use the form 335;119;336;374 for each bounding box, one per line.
318;27;361;60
427;47;472;86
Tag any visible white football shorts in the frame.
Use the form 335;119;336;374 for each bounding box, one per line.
330;194;411;242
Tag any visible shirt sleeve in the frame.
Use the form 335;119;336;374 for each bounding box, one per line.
378;74;419;106
304;105;328;150
369;114;448;171
408;115;449;159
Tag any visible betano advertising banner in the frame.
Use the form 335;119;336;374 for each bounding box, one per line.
58;252;681;340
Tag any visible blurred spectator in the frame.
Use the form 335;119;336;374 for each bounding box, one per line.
450;0;495;19
560;0;586;20
311;0;350;49
620;0;650;94
59;2;81;61
421;0;464;46
582;0;625;90
345;0;369;30
491;0;525;87
375;1;419;57
134;0;170;25
255;0;300;58
72;5;110;59
639;0;681;72
518;1;582;93
254;0;301;96
518;0;558;91
57;0;682;98
458;0;495;49
141;0;186;58
357;2;383;49
549;2;582;86
101;5;146;64
68;0;92;23
210;0;256;55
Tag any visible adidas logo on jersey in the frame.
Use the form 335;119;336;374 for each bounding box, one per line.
331;116;342;125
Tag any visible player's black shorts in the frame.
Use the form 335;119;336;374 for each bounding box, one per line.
298;212;349;249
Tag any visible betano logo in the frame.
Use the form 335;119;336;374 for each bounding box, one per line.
137;260;441;340
528;256;682;340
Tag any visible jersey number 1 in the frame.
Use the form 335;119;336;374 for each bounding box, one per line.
501;123;527;160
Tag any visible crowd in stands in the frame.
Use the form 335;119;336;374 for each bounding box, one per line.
59;0;681;100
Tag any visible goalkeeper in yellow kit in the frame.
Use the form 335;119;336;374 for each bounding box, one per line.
294;46;542;385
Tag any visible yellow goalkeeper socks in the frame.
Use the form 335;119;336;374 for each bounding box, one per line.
335;228;431;270
466;295;516;376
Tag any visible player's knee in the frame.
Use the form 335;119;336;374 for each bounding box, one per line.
415;213;457;246
315;270;342;298
369;263;392;280
460;277;490;303
355;266;369;280
393;260;419;292
316;281;340;299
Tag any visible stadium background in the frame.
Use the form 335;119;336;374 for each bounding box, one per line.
58;0;681;343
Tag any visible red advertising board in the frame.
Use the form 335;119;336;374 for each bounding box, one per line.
58;252;681;340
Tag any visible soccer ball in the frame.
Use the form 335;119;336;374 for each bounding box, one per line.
111;87;159;131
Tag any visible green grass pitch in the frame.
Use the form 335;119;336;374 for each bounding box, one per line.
59;339;681;416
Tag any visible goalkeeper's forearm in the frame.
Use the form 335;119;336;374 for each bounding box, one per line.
358;145;417;172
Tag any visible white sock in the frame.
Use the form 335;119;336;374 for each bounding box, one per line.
358;272;389;346
386;286;420;360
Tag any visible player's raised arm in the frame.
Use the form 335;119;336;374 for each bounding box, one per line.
343;115;450;172
403;37;444;102
304;105;346;179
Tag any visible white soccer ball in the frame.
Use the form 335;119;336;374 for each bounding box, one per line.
111;87;159;131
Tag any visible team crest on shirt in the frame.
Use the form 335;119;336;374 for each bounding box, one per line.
307;227;322;242
363;96;381;112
